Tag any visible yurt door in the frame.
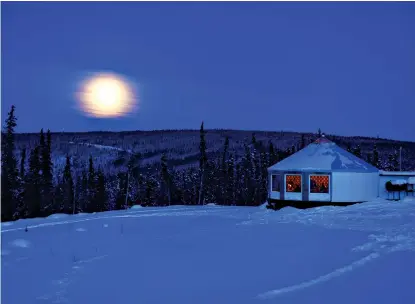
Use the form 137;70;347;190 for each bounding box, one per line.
302;172;309;201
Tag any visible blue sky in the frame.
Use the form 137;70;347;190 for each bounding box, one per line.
2;2;414;141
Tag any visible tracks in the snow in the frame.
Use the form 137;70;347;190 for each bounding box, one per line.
1;206;236;233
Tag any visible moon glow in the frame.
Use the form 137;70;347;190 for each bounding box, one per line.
77;72;137;118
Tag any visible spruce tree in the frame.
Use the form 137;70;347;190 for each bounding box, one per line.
87;155;96;212
95;169;108;212
79;171;88;212
20;147;26;179
353;145;362;159
39;129;53;214
74;175;82;214
15;147;28;219
291;145;296;155
1;105;19;221
387;149;399;171
222;136;229;167
242;143;253;205
198;121;207;205
113;152;141;208
62;155;74;214
367;153;373;165
300;134;306;149
25;147;42;218
160;153;171;205
53;173;64;213
268;141;277;165
372;144;380;168
235;160;244;204
115;172;127;210
259;150;269;203
125;153;141;207
221;137;230;203
394;148;399;171
251;140;261;205
226;153;236;205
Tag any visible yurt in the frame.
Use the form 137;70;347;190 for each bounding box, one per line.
267;136;379;206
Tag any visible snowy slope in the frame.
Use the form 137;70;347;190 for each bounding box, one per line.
1;200;415;304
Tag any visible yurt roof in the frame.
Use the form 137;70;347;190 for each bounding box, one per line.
268;137;379;173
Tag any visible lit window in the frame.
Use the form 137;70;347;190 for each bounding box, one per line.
271;174;280;192
286;175;302;193
310;175;329;194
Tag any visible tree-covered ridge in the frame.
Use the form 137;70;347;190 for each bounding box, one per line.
2;105;414;221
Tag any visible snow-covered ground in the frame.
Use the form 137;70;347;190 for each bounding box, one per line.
2;199;415;304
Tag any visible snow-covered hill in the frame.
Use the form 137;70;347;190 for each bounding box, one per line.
2;199;415;304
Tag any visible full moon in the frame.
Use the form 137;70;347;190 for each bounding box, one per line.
76;72;137;118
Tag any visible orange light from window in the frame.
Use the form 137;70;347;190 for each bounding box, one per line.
310;175;329;193
286;175;302;193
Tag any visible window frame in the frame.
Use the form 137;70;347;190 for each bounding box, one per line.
309;174;330;194
271;174;280;192
285;174;302;193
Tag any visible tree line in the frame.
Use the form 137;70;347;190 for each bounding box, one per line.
1;106;403;222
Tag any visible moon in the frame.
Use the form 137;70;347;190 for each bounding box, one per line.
76;72;137;118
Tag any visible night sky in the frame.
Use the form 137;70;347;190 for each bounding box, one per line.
2;2;414;141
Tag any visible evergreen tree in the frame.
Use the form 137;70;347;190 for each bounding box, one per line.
353;145;362;159
235;160;244;203
251;133;257;145
1;105;19;221
95;169;108;212
143;176;158;206
347;143;352;153
125;153;141;207
115;172;128;210
74;174;83;213
198;121;207;205
367;153;373;165
259;150;269;203
39;129;53;214
225;153;236;205
220;137;230;203
204;159;218;204
20;147;26;179
251;141;261;205
291;145;296;155
372;144;380;168
300;134;306;149
222;136;229;167
268;141;277;165
242;143;253;205
53;173;64;214
160;153;172;205
87;155;96;212
15;147;27;219
79;171;89;212
62;155;75;213
394;148;400;171
113;152;141;208
317;128;322;138
387;149;399;171
25;147;42;218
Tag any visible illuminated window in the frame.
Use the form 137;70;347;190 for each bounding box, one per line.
271;174;280;192
286;175;302;193
310;175;330;194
